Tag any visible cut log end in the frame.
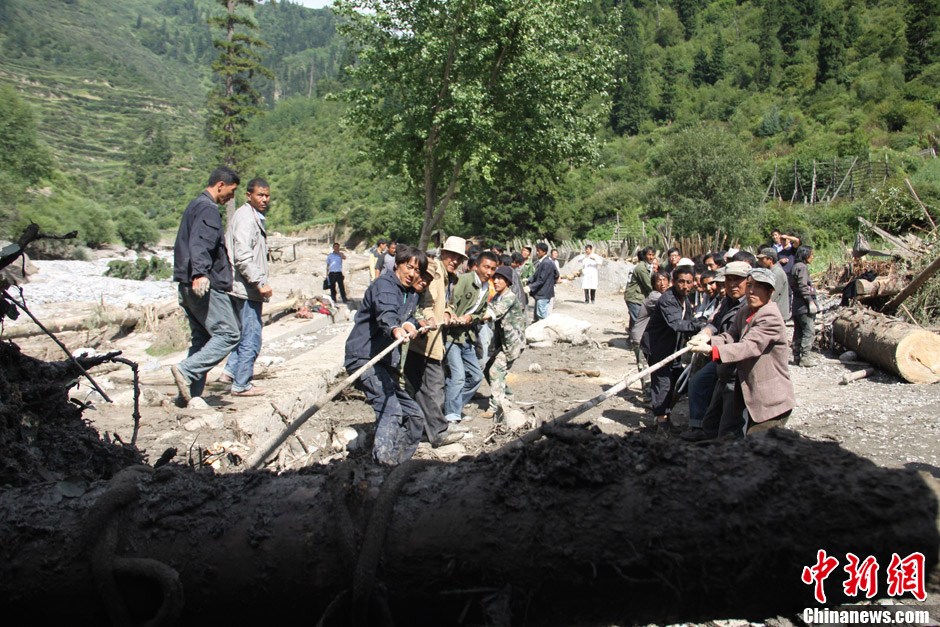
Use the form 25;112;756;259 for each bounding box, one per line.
897;331;940;384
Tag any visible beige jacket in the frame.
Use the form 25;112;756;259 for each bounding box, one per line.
711;302;795;423
409;258;454;361
225;203;269;302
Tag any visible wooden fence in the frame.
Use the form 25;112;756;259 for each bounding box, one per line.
764;156;891;205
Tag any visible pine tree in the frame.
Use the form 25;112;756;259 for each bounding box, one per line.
816;4;845;85
609;1;650;136
904;0;940;80
657;54;679;123
756;3;782;87
207;0;273;169
708;34;726;84
691;48;710;86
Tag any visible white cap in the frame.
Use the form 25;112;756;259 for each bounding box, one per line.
677;257;694;267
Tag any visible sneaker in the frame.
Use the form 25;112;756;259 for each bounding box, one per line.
217;371;234;384
231;385;266;397
432;432;465;448
170;365;191;404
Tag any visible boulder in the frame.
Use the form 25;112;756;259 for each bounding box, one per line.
525;314;592;347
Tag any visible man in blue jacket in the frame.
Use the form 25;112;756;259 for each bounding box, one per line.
170;167;242;406
527;242;558;323
345;245;426;465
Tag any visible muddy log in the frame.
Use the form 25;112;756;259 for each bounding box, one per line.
832;307;940;383
855;276;907;300
1;430;938;625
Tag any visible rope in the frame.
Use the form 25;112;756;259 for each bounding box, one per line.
85;466;184;627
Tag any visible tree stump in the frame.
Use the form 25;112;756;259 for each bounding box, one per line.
832;307;940;383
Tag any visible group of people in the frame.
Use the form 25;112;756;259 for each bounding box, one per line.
345;236;561;465
169;167;816;462
624;236;819;440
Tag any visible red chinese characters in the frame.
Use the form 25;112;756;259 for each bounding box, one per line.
802;551;926;604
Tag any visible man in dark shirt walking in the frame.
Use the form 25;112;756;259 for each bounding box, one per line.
527;243;558;323
170;167;242;406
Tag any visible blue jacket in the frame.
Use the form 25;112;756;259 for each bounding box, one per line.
344;271;418;370
527;256;558;300
173;191;233;291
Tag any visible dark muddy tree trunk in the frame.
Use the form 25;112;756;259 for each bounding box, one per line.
1;429;937;626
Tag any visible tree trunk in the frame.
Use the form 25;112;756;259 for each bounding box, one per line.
2;430;938;625
832;307;940;383
855;275;907;300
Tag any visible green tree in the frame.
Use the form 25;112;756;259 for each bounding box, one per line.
756;5;782;87
904;0;940;79
207;0;274;169
652;122;759;235
116;207;160;250
334;0;615;247
674;0;704;38
288;173;313;223
691;48;710;87
609;1;650;136
127;120;173;185
0;85;53;185
816;4;846;85
657;53;680;123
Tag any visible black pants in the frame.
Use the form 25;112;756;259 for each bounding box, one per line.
583;289;595;303
403;353;450;446
650;356;683;417
328;271;347;302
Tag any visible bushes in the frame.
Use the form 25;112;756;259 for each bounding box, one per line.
105;256;171;281
115;207;160;251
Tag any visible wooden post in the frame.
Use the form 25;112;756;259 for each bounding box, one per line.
905;178;937;231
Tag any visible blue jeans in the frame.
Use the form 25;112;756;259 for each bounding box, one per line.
225;298;263;392
443;339;483;422
534;298;551;322
177;285;240;398
346;358;423;466
688;360;717;428
477;322;493;373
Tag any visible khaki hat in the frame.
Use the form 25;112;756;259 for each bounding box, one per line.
748;267;776;288
756;247;778;262
714;268;727;282
677;257;694;267
724;261;751;278
441;236;468;259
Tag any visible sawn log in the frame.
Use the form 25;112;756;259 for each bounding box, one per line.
832;307;940;383
1;430;937;625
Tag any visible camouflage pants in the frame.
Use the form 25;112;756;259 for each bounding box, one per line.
485;352;515;415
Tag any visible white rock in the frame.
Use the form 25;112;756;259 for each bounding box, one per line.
432;442;466;457
257;355;285;367
504;409;528;430
331;426;360;452
182;414;223;432
186;397;210;410
72;347;97;358
525;313;592;346
528;363;543;373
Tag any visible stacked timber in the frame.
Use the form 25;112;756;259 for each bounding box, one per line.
832;307;940;383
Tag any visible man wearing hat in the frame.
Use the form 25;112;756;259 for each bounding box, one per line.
480;265;527;420
403;236;469;447
687;267;794;437
681;260;751;441
756;247;790;321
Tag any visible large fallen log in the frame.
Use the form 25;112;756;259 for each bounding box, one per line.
855;275;907;300
1;430;937;625
832;307;940;383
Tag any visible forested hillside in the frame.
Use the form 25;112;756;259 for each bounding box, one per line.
0;0;937;254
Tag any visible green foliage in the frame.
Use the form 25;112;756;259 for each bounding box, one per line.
651;122;760;235
207;0;274;168
105;256;172;281
115;207;160;250
15;192;115;251
609;2;648;136
0;85;54;185
904;0;940;79
335;0;616;245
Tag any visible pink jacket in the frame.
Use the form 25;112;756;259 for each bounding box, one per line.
711;303;795;423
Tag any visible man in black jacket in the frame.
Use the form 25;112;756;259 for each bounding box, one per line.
170;167;242;406
527;243;558;323
641;266;703;433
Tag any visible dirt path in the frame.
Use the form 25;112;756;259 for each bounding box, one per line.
10;248;939;477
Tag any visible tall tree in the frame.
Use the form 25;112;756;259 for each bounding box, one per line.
756;3;782;87
207;0;273;169
334;0;615;247
609;0;650;136
904;0;940;80
656;53;679;123
0;85;53;185
816;3;846;86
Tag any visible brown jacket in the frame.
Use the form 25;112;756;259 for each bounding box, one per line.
409;258;454;361
711;302;795;423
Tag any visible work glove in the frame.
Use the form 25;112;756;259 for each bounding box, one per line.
687;333;712;354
